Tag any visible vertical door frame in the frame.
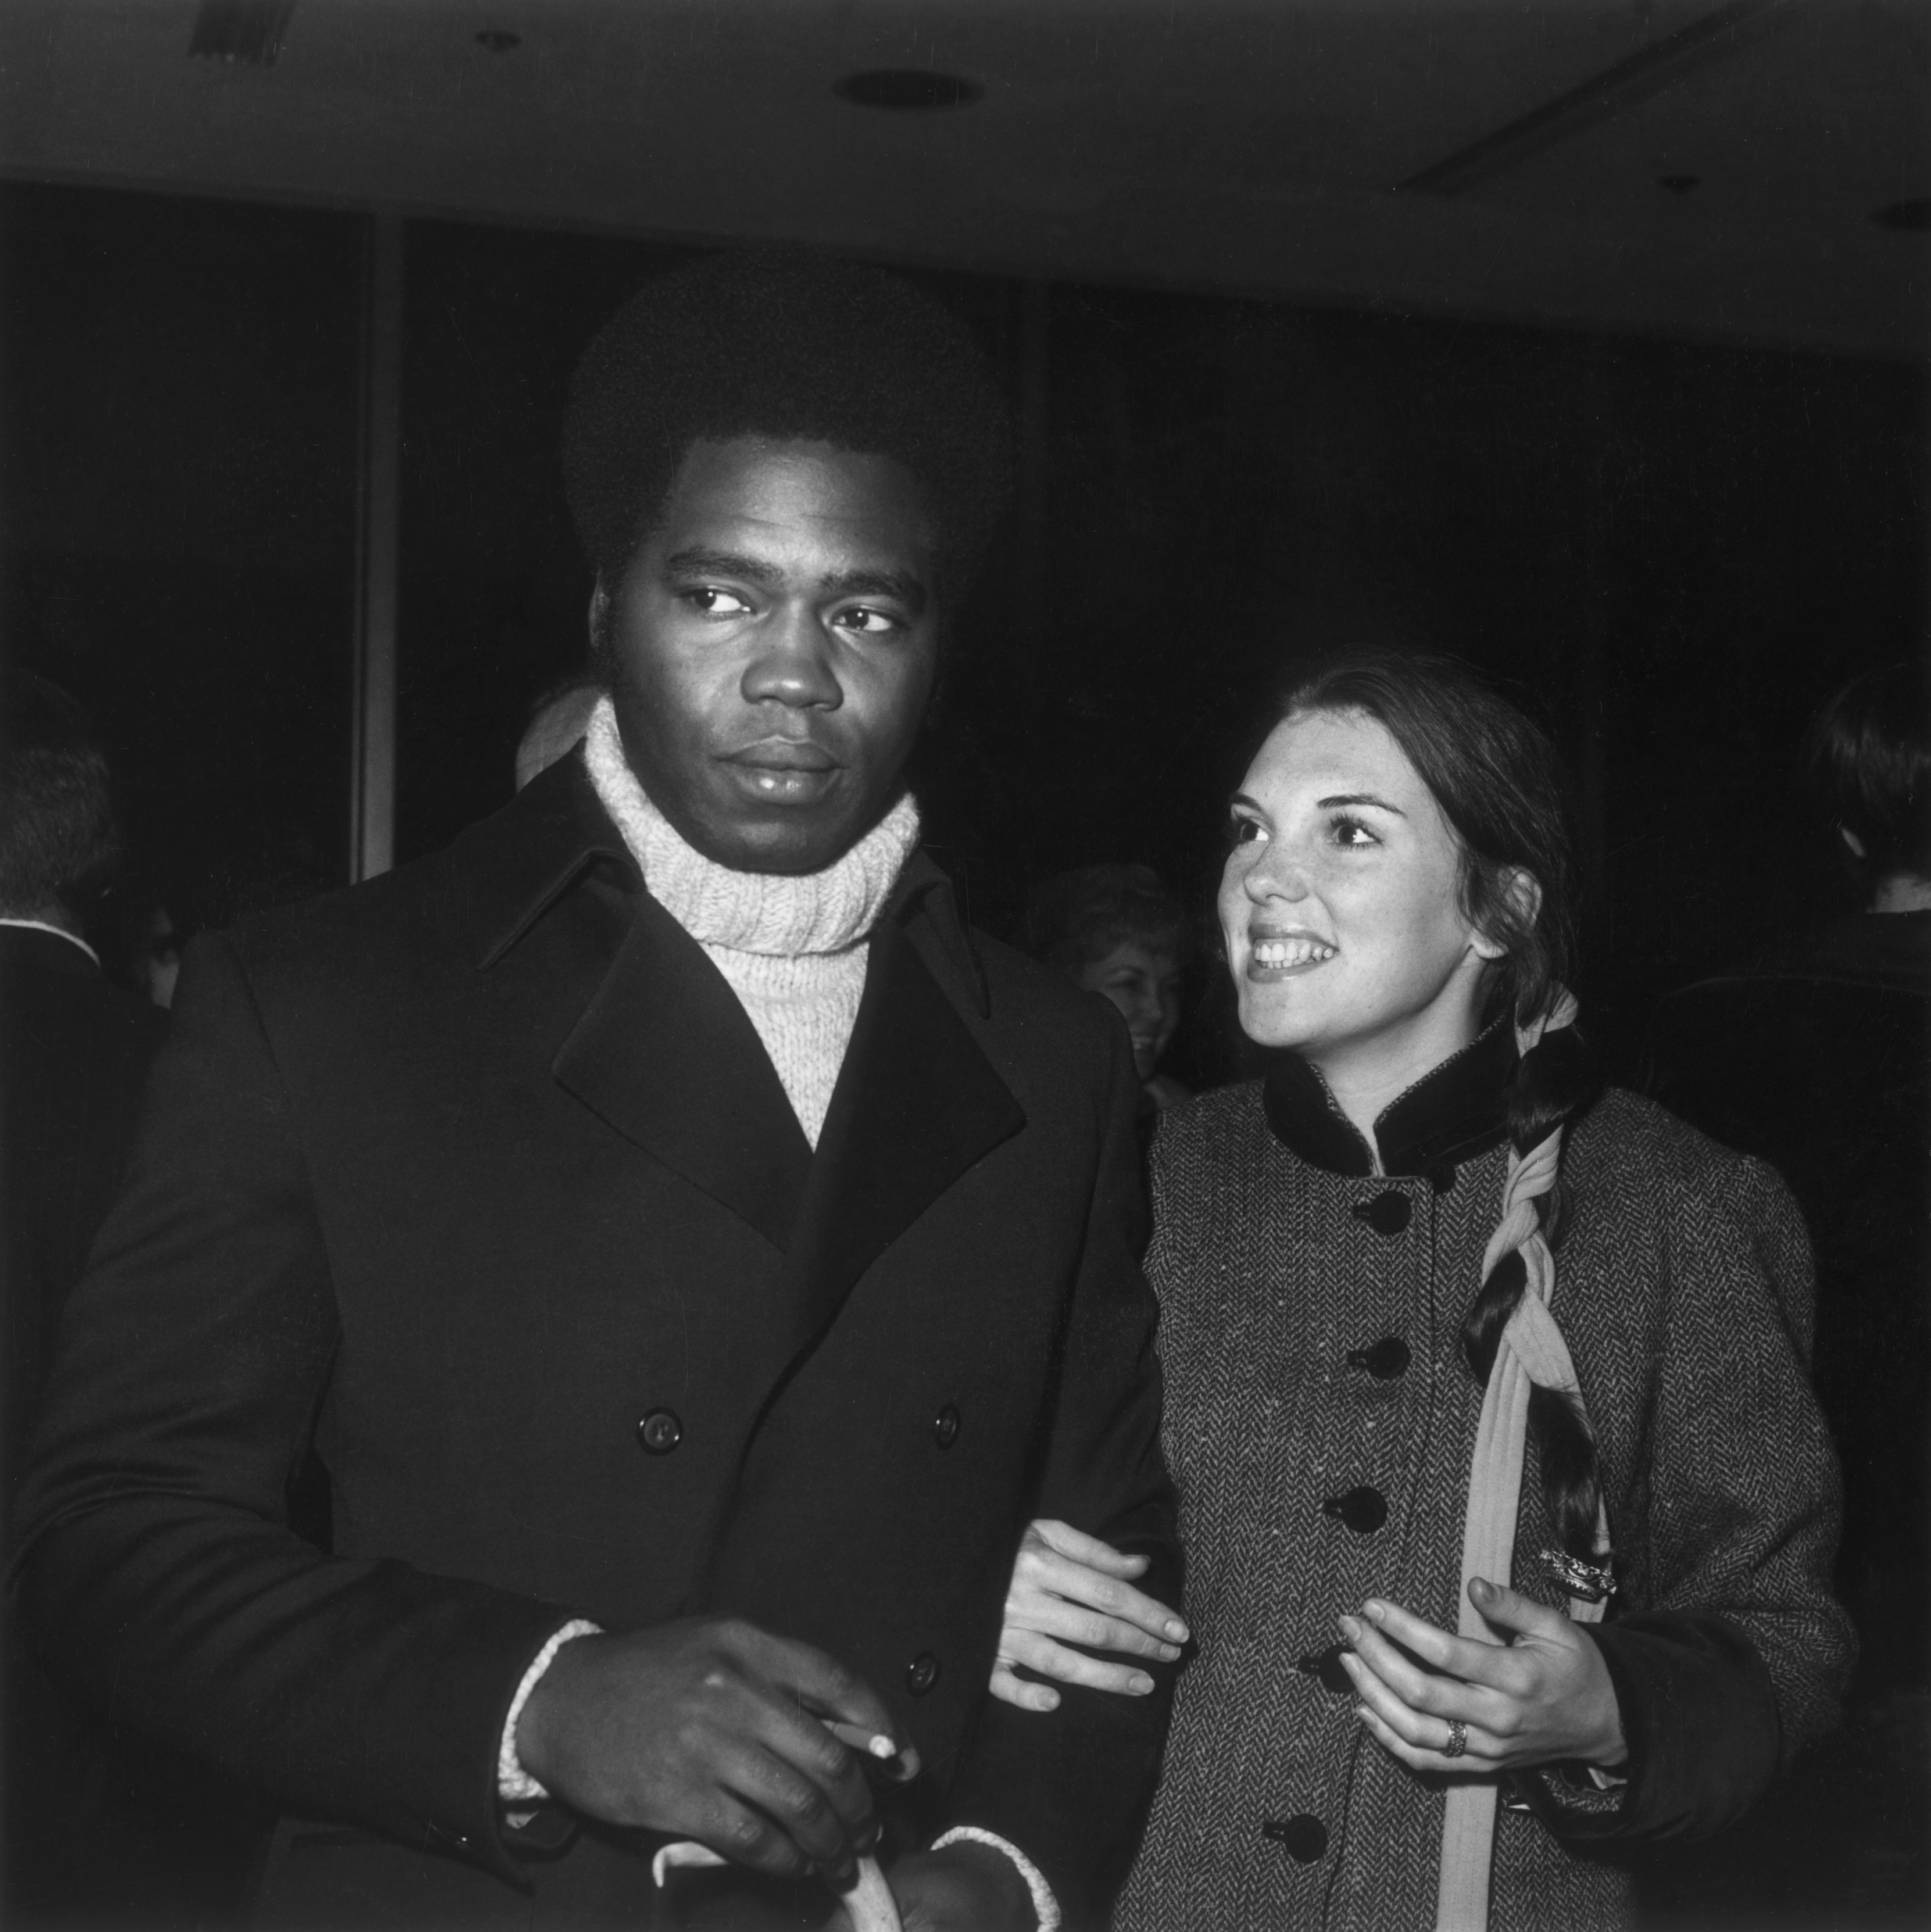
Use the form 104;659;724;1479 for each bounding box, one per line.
349;212;404;882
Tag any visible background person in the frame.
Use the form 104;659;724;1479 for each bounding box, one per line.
516;670;603;790
1640;657;1930;1924
1001;649;1851;1930
1028;864;1193;1111
0;672;263;1925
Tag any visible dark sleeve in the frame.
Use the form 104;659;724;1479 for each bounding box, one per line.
8;933;572;1884
942;1020;1181;1928
1524;1151;1854;1848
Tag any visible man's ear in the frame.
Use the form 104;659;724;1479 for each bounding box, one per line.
1471;867;1542;963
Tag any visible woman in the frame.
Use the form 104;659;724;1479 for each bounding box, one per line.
996;650;1851;1930
1028;863;1194;1111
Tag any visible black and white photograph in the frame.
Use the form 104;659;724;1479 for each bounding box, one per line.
0;4;1925;1929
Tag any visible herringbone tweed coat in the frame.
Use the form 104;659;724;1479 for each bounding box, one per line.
1115;1029;1851;1932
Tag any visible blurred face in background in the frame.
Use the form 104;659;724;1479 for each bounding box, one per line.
1078;940;1183;1082
1218;707;1501;1094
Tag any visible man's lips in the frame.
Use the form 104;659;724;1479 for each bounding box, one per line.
719;739;843;802
724;739;839;772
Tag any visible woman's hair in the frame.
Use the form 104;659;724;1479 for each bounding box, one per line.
1279;646;1607;1566
1026;863;1193;977
1803;660;1931;884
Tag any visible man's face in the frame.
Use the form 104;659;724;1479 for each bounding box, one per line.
598;436;942;875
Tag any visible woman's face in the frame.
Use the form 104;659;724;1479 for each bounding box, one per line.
1218;707;1501;1072
1077;941;1183;1082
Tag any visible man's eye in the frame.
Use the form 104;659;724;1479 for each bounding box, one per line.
834;606;900;636
682;587;753;616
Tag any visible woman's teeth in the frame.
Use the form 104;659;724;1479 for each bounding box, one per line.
1252;936;1336;967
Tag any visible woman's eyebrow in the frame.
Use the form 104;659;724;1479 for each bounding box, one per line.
1318;791;1407;815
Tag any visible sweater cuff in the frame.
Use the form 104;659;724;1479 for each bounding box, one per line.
497;1619;601;1802
932;1826;1060;1931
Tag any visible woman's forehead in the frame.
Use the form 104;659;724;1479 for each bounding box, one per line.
1247;706;1424;800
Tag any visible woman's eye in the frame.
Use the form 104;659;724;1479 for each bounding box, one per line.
833;606;900;636
1329;815;1378;849
1229;817;1267;846
682;587;753;616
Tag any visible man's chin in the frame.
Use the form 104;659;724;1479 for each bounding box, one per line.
684;807;866;878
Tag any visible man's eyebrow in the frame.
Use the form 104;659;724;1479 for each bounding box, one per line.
660;547;785;588
1318;791;1406;815
816;567;928;613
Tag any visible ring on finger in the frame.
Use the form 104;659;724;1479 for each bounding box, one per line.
1443;1720;1469;1761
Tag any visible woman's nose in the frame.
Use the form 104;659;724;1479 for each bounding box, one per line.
741;608;842;711
1245;845;1310;903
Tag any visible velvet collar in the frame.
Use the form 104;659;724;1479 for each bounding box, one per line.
1261;1019;1517;1179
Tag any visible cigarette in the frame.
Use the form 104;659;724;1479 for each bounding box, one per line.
824;1720;920;1781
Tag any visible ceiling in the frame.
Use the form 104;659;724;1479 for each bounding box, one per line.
3;0;1927;358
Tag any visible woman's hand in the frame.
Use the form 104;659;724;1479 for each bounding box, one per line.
989;1519;1189;1711
1338;1576;1626;1774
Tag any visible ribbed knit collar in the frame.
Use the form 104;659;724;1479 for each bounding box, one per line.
1261;1019;1516;1179
583;696;920;957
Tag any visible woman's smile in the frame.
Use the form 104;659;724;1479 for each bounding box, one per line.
1246;928;1338;976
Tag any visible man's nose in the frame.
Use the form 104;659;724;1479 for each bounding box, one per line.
741;606;842;711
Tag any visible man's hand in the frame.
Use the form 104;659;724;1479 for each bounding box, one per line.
1338;1577;1628;1775
827;1844;1036;1932
990;1519;1188;1711
516;1618;899;1889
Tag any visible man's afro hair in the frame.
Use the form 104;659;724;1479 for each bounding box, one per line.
563;251;1013;587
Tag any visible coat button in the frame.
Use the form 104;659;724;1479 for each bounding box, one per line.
1321;1485;1389;1534
636;1409;682;1455
1295;1644;1352;1695
1354;1190;1411;1236
1346;1337;1412;1380
904;1652;941;1697
1261;1815;1329;1862
932;1403;961;1450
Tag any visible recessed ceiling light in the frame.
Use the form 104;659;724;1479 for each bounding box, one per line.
475;28;520;53
1658;175;1700;195
1872;198;1929;232
832;69;984;111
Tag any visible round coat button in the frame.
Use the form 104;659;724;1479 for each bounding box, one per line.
1322;1485;1389;1534
1355;1190;1411;1236
636;1408;682;1455
932;1403;961;1450
1262;1814;1329;1862
1295;1645;1352;1695
904;1652;941;1697
1346;1337;1412;1380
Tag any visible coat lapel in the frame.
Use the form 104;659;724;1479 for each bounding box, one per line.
773;904;1027;1367
551;877;811;1255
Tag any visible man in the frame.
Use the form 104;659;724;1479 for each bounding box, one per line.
1642;659;1930;1923
16;255;1178;1930
1;674;263;1922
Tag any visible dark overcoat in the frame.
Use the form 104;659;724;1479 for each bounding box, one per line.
1115;1025;1852;1932
13;759;1179;1929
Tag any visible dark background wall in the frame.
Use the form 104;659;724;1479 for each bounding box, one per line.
5;182;1925;1076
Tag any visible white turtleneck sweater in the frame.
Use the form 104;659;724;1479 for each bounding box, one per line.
582;696;920;1146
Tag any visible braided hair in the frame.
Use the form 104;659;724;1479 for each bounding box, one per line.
1279;649;1609;1577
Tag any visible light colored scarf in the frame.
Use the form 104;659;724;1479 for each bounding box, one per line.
1435;988;1611;1932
